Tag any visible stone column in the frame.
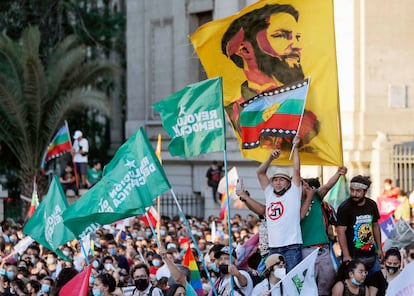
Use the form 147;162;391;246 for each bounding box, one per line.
371;132;392;199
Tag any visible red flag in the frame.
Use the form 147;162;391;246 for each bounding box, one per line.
59;265;92;296
140;206;159;227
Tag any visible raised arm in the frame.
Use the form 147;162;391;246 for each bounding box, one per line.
291;136;301;187
257;149;281;190
318;166;348;198
236;189;266;216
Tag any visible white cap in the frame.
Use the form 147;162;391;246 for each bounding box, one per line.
266;166;293;181
73;130;83;139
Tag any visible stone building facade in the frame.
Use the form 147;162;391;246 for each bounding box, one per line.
124;0;414;217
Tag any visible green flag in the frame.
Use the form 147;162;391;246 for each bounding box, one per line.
62;127;171;238
153;77;225;157
23;176;75;261
325;175;350;210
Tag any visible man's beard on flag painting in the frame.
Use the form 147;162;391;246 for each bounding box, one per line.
253;43;304;86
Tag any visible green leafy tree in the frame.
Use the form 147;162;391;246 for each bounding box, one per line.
0;26;115;197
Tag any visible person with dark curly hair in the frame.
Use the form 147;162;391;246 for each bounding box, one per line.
331;259;369;296
337;175;383;279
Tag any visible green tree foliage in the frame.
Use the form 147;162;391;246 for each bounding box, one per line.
0;26;116;197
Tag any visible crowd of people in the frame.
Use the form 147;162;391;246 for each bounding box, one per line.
1;136;414;295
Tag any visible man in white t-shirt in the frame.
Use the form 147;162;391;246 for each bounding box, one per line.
257;135;302;273
72;130;89;188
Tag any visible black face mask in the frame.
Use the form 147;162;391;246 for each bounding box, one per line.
135;279;149;291
219;264;229;275
385;265;400;275
274;183;291;196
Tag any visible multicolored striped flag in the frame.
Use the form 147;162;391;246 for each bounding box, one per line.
182;246;203;296
217;167;239;220
41;122;72;168
239;78;309;150
27;178;39;218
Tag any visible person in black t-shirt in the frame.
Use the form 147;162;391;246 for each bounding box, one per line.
336;175;383;279
205;161;222;204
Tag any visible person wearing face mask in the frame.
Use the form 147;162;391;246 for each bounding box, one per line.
39;277;54;296
252;253;286;296
210;245;253;296
336;175;383;280
149;254;164;276
367;248;402;296
331;260;369;296
256;136;303;273
130;263;163;296
381;179;400;198
92;273;117;296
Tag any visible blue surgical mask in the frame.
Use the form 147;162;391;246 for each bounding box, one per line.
145;231;152;237
210;262;219;273
152;260;161;267
41;284;50;293
90;276;95;284
92;288;103;296
160;230;166;236
6;271;15;280
351;277;362;286
109;248;117;255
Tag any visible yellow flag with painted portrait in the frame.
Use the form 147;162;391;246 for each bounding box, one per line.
190;0;343;166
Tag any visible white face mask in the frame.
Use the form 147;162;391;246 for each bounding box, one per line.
273;268;286;279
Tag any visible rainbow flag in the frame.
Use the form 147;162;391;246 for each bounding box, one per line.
182;246;203;296
41;122;72;168
219;186;235;220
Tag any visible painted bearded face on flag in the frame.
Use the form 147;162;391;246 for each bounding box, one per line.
221;4;305;94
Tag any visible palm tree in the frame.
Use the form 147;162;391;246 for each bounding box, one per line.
0;26;115;198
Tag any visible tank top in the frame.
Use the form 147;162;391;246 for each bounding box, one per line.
343;280;366;296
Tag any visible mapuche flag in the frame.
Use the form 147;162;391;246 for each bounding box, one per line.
23;176;75;261
41;123;71;168
153;77;225;158
62;127;171;238
190;0;343;166
239;78;309;150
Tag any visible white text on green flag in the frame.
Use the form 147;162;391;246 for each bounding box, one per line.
62;127;171;238
153;77;225;157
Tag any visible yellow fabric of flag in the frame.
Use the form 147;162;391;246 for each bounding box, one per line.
190;0;343;166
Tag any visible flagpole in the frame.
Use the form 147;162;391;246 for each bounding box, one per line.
155;134;162;244
169;189;218;296
289;77;311;160
145;211;162;248
79;239;90;265
223;150;235;296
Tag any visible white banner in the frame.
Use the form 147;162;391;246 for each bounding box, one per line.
385;261;414;296
273;248;318;295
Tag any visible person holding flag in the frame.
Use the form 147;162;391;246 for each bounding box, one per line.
252;253;286;295
211;245;253;296
256;135;302;273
